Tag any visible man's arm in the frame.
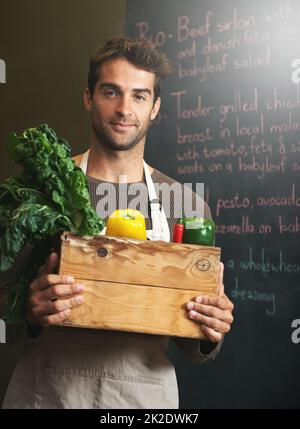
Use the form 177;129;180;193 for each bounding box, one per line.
172;336;223;364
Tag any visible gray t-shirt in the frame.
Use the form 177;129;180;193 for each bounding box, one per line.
87;167;212;235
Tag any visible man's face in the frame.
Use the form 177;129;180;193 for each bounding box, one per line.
84;57;161;151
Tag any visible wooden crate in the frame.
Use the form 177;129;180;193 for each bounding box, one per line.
57;232;221;339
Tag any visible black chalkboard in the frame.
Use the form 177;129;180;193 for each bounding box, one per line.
127;0;300;408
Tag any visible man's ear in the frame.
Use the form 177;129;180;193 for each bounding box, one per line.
150;97;161;121
84;88;93;111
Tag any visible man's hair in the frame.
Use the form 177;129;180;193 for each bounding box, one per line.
88;37;173;102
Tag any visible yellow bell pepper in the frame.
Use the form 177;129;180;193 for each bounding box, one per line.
106;209;147;240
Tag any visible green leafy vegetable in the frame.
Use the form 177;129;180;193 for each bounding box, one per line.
0;124;105;323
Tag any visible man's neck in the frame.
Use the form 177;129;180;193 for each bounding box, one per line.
86;141;151;183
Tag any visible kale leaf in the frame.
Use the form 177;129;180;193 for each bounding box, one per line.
0;124;105;323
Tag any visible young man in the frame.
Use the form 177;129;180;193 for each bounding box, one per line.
2;38;234;409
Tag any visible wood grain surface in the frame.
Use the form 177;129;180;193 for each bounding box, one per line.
57;232;221;338
59;233;220;290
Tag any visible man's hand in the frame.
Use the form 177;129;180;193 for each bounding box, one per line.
186;262;234;343
26;252;85;327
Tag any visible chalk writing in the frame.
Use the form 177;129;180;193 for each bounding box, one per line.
214;184;300;216
239;247;300;273
230;277;276;316
264;1;295;23
177;12;213;42
216;195;251;217
170;90;214;120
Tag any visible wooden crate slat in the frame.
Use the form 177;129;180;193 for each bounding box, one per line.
59;279;209;339
59;233;220;292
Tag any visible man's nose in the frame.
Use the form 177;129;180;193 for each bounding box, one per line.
115;95;132;117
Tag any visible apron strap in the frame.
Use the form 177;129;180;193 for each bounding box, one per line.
79;150;90;175
143;161;170;242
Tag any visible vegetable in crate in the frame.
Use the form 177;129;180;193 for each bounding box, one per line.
0;124;105;324
106;209;147;240
181;217;215;246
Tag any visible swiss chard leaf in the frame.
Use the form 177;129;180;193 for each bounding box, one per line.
0;124;105;323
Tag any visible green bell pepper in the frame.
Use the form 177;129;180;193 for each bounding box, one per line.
181;217;215;246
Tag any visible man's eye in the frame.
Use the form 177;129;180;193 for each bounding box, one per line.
104;90;118;97
135;94;146;101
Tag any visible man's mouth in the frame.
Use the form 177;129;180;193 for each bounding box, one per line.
110;122;136;130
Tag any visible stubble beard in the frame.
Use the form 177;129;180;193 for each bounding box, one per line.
92;118;150;152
